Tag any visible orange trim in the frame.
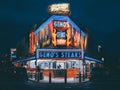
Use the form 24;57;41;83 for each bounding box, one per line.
27;68;80;78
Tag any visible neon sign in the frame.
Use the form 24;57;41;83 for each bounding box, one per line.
53;20;68;31
57;32;66;38
36;49;83;59
54;21;67;27
48;3;70;15
57;39;66;45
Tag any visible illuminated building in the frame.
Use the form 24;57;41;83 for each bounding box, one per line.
29;30;35;55
14;3;103;80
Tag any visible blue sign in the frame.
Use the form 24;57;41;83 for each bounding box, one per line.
57;32;66;38
36;49;83;59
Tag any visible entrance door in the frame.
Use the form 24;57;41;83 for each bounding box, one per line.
54;61;66;77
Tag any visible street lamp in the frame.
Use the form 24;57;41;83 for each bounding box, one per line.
98;45;102;53
101;57;104;62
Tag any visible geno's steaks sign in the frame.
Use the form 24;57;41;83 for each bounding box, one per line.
36;49;83;59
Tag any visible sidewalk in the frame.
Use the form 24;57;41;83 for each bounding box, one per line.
29;76;89;83
26;77;90;89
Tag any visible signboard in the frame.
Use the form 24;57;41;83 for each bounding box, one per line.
57;32;66;38
53;20;68;31
53;20;68;46
10;48;16;61
48;3;70;15
36;49;83;59
57;39;66;45
56;30;67;45
29;30;35;55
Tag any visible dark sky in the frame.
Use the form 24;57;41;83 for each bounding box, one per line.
0;0;120;58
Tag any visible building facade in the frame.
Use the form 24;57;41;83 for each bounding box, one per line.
14;3;103;80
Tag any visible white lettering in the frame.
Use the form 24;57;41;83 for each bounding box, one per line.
57;32;66;38
54;21;66;27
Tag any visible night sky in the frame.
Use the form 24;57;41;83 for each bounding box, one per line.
0;0;120;59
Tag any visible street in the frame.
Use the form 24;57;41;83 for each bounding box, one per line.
23;80;120;90
0;62;120;90
1;80;120;90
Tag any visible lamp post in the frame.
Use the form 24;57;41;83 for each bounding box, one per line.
98;45;102;53
97;45;105;67
101;57;104;62
97;45;102;60
82;51;85;81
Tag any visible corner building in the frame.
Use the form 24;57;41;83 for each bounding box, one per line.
27;15;102;78
15;4;103;80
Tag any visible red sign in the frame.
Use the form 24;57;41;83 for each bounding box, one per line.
53;20;68;31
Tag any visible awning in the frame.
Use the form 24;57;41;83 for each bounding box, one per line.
13;56;104;64
13;56;35;63
85;56;104;63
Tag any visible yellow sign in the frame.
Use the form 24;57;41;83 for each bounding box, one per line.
48;3;70;15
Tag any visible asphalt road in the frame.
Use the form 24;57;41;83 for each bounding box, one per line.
1;80;119;90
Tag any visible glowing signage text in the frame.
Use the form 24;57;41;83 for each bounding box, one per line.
57;32;66;38
36;49;83;59
54;21;67;28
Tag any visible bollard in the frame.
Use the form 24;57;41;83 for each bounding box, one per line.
37;72;40;82
79;72;81;83
64;70;67;84
49;72;51;84
83;73;85;81
35;73;37;80
30;73;32;78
